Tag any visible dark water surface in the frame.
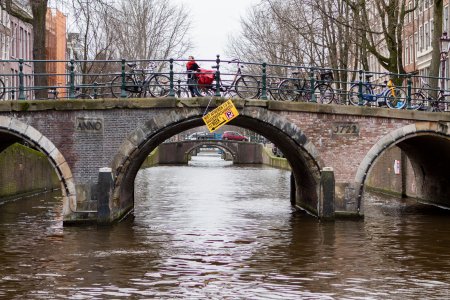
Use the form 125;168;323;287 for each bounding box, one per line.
1;153;450;299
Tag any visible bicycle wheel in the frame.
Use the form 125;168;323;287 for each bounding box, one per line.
0;78;5;100
385;87;407;109
175;87;190;98
433;96;447;112
410;92;427;110
146;74;170;97
111;75;135;98
314;83;334;104
278;79;299;101
235;75;259;99
348;84;369;106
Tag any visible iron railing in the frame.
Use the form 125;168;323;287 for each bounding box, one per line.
0;57;448;112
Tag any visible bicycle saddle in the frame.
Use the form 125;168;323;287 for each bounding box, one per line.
127;63;137;68
365;74;373;80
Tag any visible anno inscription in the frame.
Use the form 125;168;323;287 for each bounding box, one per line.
76;117;104;133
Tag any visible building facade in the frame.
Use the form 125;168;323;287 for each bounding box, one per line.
2;2;33;100
366;1;450;88
45;8;67;97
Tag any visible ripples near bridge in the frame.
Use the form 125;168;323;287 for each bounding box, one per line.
1;153;450;299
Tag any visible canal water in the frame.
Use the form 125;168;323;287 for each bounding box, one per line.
1;153;450;299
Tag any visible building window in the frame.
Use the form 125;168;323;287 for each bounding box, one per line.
419;25;424;51
409;35;413;64
405;40;409;65
414;32;418;57
19;27;23;59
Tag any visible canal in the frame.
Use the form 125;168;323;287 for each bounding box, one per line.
1;153;450;298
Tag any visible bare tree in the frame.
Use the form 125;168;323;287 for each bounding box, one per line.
67;0;118;85
343;0;419;83
227;0;355;94
429;0;443;94
108;0;192;63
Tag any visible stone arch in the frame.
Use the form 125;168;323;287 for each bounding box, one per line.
355;123;450;213
0;116;76;216
111;107;324;221
184;141;238;162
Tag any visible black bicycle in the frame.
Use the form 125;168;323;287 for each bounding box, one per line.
196;59;260;99
411;78;447;112
110;62;170;98
0;78;5;99
278;70;335;103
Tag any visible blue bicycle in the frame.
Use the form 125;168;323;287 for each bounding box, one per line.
348;75;407;109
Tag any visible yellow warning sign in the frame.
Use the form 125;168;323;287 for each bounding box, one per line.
202;99;239;132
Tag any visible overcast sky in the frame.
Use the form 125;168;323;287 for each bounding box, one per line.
49;0;258;61
176;0;259;61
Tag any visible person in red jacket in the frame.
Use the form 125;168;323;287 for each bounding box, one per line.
186;56;202;97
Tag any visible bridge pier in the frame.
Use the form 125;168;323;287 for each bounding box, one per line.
319;167;335;220
97;167;114;224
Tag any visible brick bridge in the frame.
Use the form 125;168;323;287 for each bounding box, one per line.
158;140;263;164
0;98;449;224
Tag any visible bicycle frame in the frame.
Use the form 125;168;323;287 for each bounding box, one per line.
218;61;243;93
202;61;243;95
358;81;394;103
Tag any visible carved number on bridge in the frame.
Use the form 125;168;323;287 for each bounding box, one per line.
332;123;359;135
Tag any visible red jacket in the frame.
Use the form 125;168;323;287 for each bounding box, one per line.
186;60;200;71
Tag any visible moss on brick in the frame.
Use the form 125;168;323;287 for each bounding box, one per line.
0;143;60;201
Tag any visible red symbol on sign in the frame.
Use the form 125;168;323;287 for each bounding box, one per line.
225;110;234;120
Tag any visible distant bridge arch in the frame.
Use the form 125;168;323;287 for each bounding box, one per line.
157;139;262;164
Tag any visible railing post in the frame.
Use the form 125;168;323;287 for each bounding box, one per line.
69;59;75;99
309;67;316;103
121;58;127;98
215;55;221;97
358;70;363;106
93;82;98;99
407;75;412;109
169;58;175;97
177;79;181;97
18;59;25;100
261;62;268;100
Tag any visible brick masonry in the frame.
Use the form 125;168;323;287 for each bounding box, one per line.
0;98;448;223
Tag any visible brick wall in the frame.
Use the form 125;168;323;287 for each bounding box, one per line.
0;143;59;202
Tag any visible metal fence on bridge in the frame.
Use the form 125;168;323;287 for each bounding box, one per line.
0;57;449;112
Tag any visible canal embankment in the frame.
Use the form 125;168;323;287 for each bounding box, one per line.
0;143;60;204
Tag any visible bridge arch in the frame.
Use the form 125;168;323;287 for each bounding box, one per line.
0;116;76;216
355;123;450;213
111;107;324;220
184;141;237;162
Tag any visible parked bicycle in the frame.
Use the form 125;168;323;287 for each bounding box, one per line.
110;62;170;98
266;76;281;100
195;59;260;99
347;74;406;109
0;77;5;99
411;78;447;112
174;79;190;98
278;70;335;103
